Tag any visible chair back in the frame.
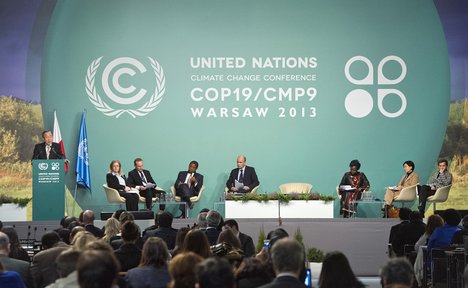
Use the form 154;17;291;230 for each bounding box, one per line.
279;183;312;194
394;184;418;202
428;185;451;203
103;184;126;203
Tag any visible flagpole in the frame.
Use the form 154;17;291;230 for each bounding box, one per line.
73;182;78;216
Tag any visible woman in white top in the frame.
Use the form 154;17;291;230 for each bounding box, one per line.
106;160;139;211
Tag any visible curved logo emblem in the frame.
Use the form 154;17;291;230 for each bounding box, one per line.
38;163;48;170
85;57;165;118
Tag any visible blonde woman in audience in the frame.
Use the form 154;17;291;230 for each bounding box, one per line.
103;217;120;243
71;231;96;251
168;252;203;288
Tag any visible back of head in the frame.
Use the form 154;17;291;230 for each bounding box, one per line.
217;229;241;249
56;249;81;278
77;250;120;288
140;237;169;268
175;227;190;248
380;257;414;287
197;212;208;228
196;257;234;288
72;231;97;251
224;219;239;231
206;210;221;228
426;214;444;235
462;215;468;228
183;229;211;259
119;211;135;224
399;208;411;221
169;252;204;288
0;232;9;252
235;257;272;286
158;211;174;228
41;231;61;249
121;221;140;243
267;228;289;249
443;209;461;226
270;238;304;275
409;211;422;222
82;210;95;224
318;251;360;288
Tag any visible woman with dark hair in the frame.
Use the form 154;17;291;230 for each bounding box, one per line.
1;227;29;262
168;252;203;288
215;229;244;268
338;159;370;218
418;159;452;217
127;237;171;288
383;160;419;211
235;257;273;288
318;251;365;288
171;227;190;257
106;160;139;211
183;229;211;259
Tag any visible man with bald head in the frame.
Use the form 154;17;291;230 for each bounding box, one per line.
0;232;33;287
83;210;104;238
226;155;259;193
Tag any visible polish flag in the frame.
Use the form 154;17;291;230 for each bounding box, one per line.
53;111;68;172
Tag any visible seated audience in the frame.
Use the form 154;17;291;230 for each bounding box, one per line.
418;159;452;217
196;211;208;229
257;238;307;288
31;231;69;288
451;214;468;245
168;252;203;288
427;208;461;256
77;250;120;288
82;210;104;238
224;219;256;257
391;211;426;257
235;257;273;288
183;229;211;259
383;160;419;210
46;249;80;288
205;210;222;245
318;251;364;288
0;261;24;288
171;227;190;257
114;221;142;272
388;207;411;246
215;229;244;268
380;257;414;288
69;226;85;244
102;217;120;243
71;231;96;251
127;237;171;288
196;257;235;288
1;227;30;262
142;210;164;236
144;211;178;250
106;159;139;211
0;232;32;287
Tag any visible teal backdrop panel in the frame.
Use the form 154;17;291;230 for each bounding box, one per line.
40;0;449;217
32;160;65;220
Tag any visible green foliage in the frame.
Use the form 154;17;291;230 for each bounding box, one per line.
0;194;32;207
225;192;336;202
307;247;325;263
294;228;305;250
256;226;266;253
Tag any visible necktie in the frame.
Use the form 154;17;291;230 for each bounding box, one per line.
187;173;192;188
46;145;50;159
239;169;244;182
139;171;147;184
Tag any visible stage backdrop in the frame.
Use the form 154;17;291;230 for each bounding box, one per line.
40;0;449;216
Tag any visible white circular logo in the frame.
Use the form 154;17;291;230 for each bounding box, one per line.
51;162;60;171
38;163;48;170
86;56;165;118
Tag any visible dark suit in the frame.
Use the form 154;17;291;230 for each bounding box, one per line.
239;232;256;257
30;241;69;288
0;254;33;288
114;243;142;272
174;171;204;216
32;142;64;160
85;224;104;238
144;227;178;250
388;220;409;250
258;275;307;288
128;168;165;210
226;166;259;192
204;227;220;246
106;173;139;211
392;220;426;257
127;266;171;288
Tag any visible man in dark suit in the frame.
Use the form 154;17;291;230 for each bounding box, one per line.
143;211;178;250
83;210;104;238
127;158;165;210
258;238;308;288
0;232;34;288
224;219;255;257
174;160;204;218
205;210;222;246
392;211;426;257
226;155;259;193
388;207;411;248
32;130;64;160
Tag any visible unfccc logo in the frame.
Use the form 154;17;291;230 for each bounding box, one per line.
86;57;165;118
344;55;407;118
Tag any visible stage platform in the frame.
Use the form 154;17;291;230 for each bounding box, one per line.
3;217;399;277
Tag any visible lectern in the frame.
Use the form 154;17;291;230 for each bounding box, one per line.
32;160;65;220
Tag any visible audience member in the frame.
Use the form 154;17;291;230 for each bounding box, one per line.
215;229;244;268
84;239;114;253
235;257;273;288
224;219;256;257
168;252;203;288
318;251;364;288
82;210;104;238
71;231;96;251
171;227;190;257
183;229;211;259
31;231;69;288
144;211;178;250
451;214;468;244
127;237;171;288
388;207;411;246
114;221;142;272
196;257;235;288
257;238;307;288
1;226;30;262
69;226;85;244
391;211;426;257
256;228;289;273
77;250;120;288
112;209;126;221
0;232;32;287
205;210;222;245
196;212;208;229
102;217;120;243
427;209;461;255
142;210;164;236
46;249;80;288
0;260;25;288
380;257;414;288
118;211;135;224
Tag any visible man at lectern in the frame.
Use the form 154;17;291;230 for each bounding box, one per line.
127;158;165;211
226;155;259;193
32;130;64;160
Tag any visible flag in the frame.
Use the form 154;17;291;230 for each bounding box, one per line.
53;111;68;171
76;112;91;191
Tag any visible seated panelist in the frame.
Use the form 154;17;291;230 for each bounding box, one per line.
418;159;452;217
106;160;139;211
226;155;259;193
338;159;370;218
383;160;419;209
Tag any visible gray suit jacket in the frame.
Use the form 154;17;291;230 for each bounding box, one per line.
31;242;69;288
0;254;33;288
